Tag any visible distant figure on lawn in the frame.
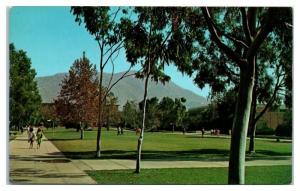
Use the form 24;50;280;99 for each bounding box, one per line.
117;126;121;136
28;127;35;149
136;128;141;135
182;126;186;134
36;127;43;149
201;128;205;137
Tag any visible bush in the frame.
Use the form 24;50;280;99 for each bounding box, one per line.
276;110;292;137
276;124;292;137
256;121;275;135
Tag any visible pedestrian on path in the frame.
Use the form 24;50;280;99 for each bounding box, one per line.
36;127;43;149
28;127;35;149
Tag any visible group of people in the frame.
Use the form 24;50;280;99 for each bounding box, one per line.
211;128;220;136
27;126;44;149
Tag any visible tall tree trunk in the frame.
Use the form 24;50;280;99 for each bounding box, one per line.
248;59;258;154
228;60;255;184
135;65;151;173
80;122;84;140
96;49;104;158
248;89;257;154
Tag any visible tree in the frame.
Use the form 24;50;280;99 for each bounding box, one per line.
212;90;237;134
173;97;187;131
71;7;135;157
166;7;291;184
9;43;42;130
104;92;121;130
122;7;177;173
122;101;141;130
158;97;175;130
54;52;99;139
139;97;161;131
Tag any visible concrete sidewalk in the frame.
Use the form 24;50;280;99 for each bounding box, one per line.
9;132;96;184
73;157;292;171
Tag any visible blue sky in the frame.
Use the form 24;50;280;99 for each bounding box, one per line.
9;6;209;97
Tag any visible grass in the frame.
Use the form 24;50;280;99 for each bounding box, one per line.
43;127;292;160
87;165;292;185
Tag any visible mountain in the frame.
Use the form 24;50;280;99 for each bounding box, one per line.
36;72;208;109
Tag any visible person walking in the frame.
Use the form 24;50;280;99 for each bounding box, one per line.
28;127;35;149
36;127;43;149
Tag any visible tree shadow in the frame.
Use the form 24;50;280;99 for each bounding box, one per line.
56;148;292;161
58;149;231;161
254;150;292;156
10;154;71;163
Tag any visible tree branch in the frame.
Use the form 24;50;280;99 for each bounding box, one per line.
247;8;277;60
247;8;257;36
102;65;134;102
240;8;252;44
106;45;122;91
103;42;124;68
254;72;281;123
201;7;245;66
221;32;249;49
110;7;121;23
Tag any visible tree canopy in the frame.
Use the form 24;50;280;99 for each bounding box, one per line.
9;43;42;129
54;52;99;127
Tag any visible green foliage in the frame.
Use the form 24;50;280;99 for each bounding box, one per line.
256;121;275;135
185;90;236;133
276;110;292;137
139;97;161;131
122;7;181;83
9;43;42;128
136;96;187;131
122;101;141;130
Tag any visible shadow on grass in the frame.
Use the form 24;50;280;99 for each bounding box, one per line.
254;150;292;156
54;148;292;161
51;149;229;161
48;138;84;141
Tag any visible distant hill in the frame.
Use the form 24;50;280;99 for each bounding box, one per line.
36;72;208;109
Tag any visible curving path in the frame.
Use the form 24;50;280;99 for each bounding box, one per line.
9;132;96;184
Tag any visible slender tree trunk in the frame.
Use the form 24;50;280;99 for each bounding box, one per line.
96;47;104;158
248;59;258;154
248;89;257;154
228;60;255;184
80;122;84;140
135;66;151;173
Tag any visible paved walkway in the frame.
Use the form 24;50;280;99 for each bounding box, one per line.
73;157;292;171
9;132;292;184
9;132;96;184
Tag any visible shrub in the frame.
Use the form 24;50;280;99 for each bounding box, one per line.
256;121;275;135
276;124;292;137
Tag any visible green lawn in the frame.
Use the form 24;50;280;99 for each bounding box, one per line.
44;127;292;160
87;165;292;184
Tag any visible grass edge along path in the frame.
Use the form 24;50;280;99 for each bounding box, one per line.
87;165;292;185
